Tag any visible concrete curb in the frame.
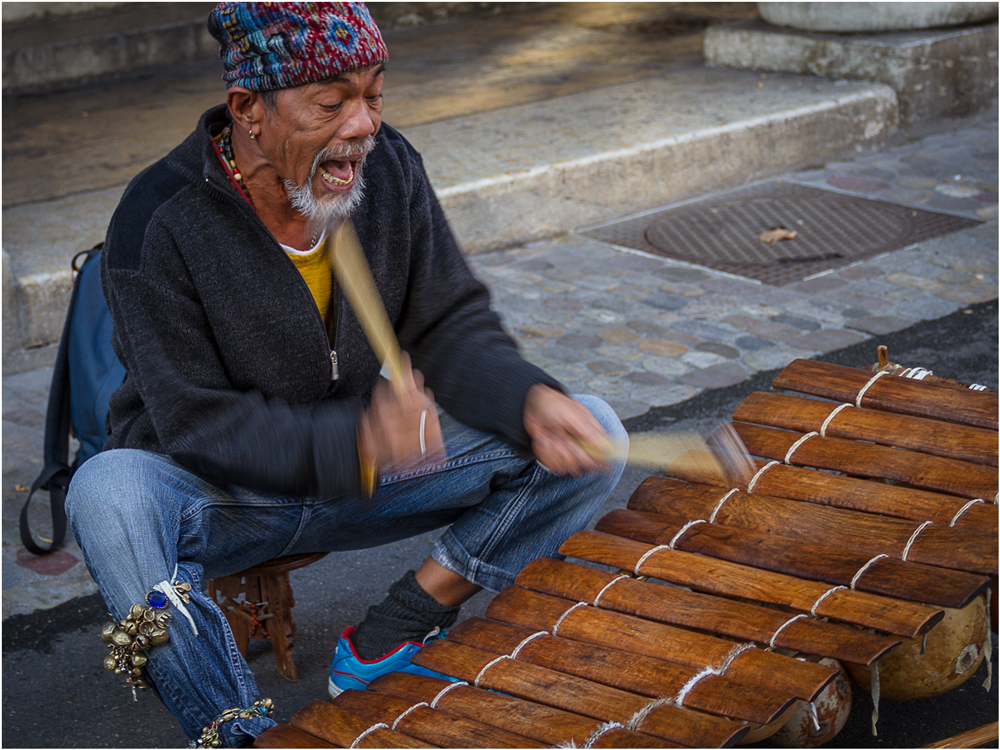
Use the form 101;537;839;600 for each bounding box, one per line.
1;73;899;355
437;87;898;254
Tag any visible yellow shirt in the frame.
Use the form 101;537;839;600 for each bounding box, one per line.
284;237;332;325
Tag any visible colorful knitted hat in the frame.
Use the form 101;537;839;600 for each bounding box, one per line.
208;2;387;91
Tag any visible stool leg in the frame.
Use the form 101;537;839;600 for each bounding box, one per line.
260;572;298;681
207;576;251;659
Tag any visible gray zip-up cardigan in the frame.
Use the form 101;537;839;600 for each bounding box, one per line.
101;105;559;498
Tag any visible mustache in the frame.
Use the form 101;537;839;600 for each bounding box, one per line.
310;136;376;172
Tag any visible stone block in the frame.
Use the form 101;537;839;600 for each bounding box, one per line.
845;314;919;335
706;20;998;124
677;362;750;389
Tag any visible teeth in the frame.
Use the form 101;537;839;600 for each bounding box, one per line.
321;163;353;186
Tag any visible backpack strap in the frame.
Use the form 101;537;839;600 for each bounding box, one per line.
19;245;100;555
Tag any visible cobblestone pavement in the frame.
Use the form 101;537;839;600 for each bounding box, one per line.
2;114;997;620
468;117;998;420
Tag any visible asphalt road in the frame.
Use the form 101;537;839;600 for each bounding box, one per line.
3;300;997;749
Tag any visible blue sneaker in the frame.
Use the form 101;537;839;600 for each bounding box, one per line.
328;626;452;697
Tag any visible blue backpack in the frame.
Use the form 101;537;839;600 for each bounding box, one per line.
20;245;126;555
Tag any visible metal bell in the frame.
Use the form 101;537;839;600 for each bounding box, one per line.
100;622;117;643
134;634;151;650
149;628;170;646
131;653;148;668
104;655;118;672
129;604;146;619
112;629;133;647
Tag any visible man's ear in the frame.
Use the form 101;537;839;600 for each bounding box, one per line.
226;87;269;132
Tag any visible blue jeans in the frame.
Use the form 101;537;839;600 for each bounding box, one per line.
67;395;626;746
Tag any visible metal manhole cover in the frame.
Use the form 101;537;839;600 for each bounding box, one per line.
583;182;983;285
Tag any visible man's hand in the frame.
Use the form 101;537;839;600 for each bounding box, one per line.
358;353;444;473
523;384;613;477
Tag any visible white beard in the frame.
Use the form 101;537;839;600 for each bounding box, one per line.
283;136;374;234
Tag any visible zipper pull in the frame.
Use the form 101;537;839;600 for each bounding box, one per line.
330;350;339;381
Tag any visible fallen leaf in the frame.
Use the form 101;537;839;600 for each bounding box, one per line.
15;484;28;492
759;227;798;243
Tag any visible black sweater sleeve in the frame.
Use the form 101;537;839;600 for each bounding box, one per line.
102;176;364;498
385;138;563;450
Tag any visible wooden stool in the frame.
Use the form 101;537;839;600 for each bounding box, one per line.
205;552;328;681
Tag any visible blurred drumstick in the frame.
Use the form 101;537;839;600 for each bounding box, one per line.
323;220;756;482
327;220;408;400
580;423;756;486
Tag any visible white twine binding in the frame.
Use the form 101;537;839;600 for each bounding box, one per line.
552;602;588;636
901;521;933;561
676;667;714;706
784;432;818;464
667;519;706;549
747;461;779;494
811;585;847;617
819;403;854;437
950;499;984;526
709;489;739;523
898;367;932;381
626;697;676;732
391;702;427;731
969;383;988;391
634;545;670;576
350;722;389;748
855;369;890;407
768;614;808;649
715;642;756;674
592;576;628;607
474;655;510;687
820;403;852;437
429;680;467;709
851;554;888;589
581;720;624;749
510;631;548;659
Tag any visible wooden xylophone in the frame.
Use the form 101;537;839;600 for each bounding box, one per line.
256;356;998;749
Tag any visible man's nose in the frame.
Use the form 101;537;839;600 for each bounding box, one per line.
337;98;377;140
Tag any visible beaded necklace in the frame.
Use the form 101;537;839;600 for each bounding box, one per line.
216;124;321;248
218;126;249;200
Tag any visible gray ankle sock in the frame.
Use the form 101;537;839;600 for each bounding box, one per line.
351;570;460;661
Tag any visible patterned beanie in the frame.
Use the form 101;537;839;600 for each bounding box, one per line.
208;2;387;91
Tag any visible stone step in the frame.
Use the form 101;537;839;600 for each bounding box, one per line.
2;2;218;93
1;66;898;355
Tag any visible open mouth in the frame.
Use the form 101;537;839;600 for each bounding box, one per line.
319;160;357;189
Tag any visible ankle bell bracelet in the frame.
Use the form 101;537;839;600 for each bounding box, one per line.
99;583;190;700
194;698;274;748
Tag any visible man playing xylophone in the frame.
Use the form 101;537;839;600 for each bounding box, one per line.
66;2;627;747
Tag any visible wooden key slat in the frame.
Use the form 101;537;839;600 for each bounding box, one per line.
447;616;795;725
628;477;997;577
412;639;746;747
597;507;989;609
368;672;666;749
734;422;997;500
733;391;998;466
772;359;998;430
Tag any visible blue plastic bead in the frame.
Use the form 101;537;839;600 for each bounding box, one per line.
146;590;168;609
